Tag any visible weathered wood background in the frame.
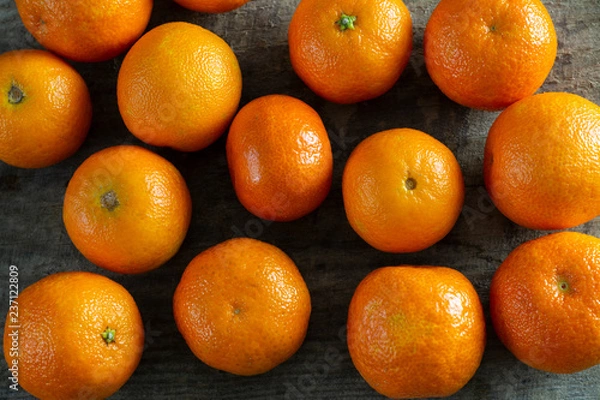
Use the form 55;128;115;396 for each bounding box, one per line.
1;0;599;398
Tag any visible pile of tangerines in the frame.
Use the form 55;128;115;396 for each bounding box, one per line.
1;0;599;398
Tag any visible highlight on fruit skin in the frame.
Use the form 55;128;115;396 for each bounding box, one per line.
2;271;145;400
483;92;600;230
62;145;192;274
172;0;252;13
347;265;486;398
342;128;464;253
490;231;600;374
173;237;312;376
424;0;557;110
0;49;92;168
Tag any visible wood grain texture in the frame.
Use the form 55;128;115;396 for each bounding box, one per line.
1;0;599;398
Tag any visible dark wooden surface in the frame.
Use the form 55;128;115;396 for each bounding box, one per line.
1;0;600;398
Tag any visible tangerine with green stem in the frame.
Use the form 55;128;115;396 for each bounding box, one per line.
3;271;144;399
288;0;413;104
490;232;600;373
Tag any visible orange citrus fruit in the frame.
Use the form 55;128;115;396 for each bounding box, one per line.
173;238;311;375
3;271;144;399
117;22;242;152
490;232;600;374
15;0;153;62
484;92;600;230
172;0;251;13
424;0;557;110
63;145;192;274
288;0;413;104
226;94;333;221
0;49;91;168
348;266;486;398
342;128;464;253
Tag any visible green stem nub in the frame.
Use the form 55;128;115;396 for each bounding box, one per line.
8;85;24;104
101;327;116;344
336;13;357;31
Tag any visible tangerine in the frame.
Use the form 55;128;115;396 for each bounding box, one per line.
15;0;153;62
3;271;144;399
0;49;91;168
348;266;486;398
343;128;464;253
117;22;242;152
63;145;192;274
288;0;413;104
227;94;333;221
173;238;311;375
424;0;557;110
484;92;600;230
490;232;600;373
